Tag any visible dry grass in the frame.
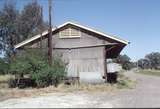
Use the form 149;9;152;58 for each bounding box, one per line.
0;82;127;101
0;74;14;89
0;72;136;101
0;74;14;83
0;81;136;102
117;73;136;89
137;69;160;76
56;83;118;93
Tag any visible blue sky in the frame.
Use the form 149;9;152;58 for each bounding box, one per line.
1;0;160;61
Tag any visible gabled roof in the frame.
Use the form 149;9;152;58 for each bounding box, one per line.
14;21;129;49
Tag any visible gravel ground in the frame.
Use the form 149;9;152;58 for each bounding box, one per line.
0;92;114;108
0;69;160;108
113;69;160;108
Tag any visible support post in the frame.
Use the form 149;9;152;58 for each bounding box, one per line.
40;7;43;49
103;47;107;82
48;0;53;66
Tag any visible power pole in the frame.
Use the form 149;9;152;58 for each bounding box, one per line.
40;6;43;49
48;0;53;66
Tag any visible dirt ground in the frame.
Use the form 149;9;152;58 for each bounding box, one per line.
1;69;160;108
0;91;115;108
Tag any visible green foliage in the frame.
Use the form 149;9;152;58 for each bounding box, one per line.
10;49;47;75
0;2;19;58
122;62;134;70
0;1;48;58
113;54;134;70
9;56;31;76
138;58;151;69
0;58;9;74
9;49;67;88
31;56;67;88
145;52;160;69
117;54;131;63
138;52;160;69
18;1;48;40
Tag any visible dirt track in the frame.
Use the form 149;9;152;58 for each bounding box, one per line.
0;69;160;108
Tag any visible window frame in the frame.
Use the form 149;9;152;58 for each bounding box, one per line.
59;28;81;38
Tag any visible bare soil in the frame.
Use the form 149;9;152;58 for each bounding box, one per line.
1;69;160;108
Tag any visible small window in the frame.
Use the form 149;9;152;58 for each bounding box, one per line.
60;28;70;37
59;28;81;38
71;28;80;36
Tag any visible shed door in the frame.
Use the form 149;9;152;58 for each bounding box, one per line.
66;48;104;83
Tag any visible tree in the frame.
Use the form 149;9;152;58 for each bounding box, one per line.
145;52;160;69
115;54;131;63
113;54;134;70
0;2;19;59
17;1;47;41
138;58;151;69
0;0;48;59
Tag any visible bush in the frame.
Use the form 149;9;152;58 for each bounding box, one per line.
9;49;67;88
113;54;134;70
0;58;9;74
122;62;134;70
31;57;67;88
9;56;31;76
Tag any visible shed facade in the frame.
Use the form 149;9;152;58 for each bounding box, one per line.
14;22;128;83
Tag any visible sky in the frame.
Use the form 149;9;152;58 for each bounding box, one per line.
0;0;160;61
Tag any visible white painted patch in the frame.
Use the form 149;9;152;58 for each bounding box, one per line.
79;72;104;83
107;63;122;73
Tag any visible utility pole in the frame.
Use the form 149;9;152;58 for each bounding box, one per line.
40;6;43;49
48;0;53;66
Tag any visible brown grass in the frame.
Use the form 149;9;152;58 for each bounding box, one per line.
136;69;160;77
0;83;122;101
0;81;135;102
0;74;14;83
57;83;119;93
0;73;136;101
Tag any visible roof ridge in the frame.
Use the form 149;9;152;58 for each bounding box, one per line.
66;21;129;44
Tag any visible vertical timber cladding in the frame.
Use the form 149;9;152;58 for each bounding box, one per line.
51;26;112;83
103;46;107;82
53;46;105;83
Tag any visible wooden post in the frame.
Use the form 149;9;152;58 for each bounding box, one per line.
48;0;53;66
40;7;43;49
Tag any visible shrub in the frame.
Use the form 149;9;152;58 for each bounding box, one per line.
9;56;31;76
0;58;9;74
9;49;67;88
8;78;16;88
122;62;134;70
113;54;135;70
31;56;67;88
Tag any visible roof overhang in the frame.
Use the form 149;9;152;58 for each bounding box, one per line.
105;44;126;58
